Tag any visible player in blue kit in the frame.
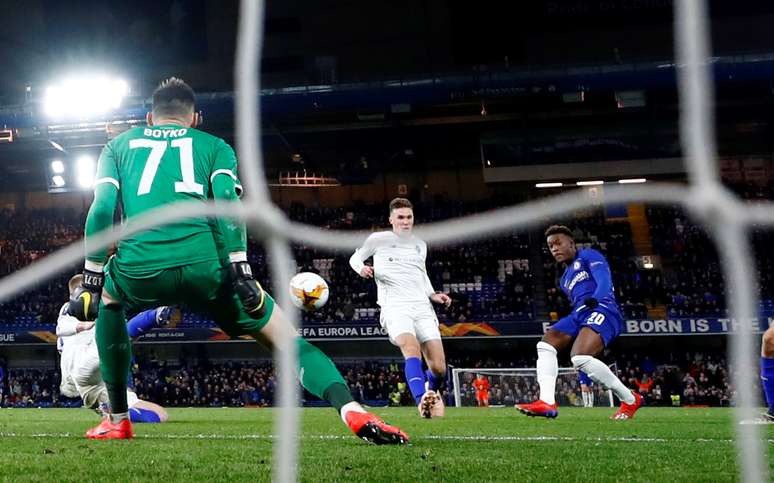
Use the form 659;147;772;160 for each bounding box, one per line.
578;371;594;407
516;225;642;420
759;325;774;421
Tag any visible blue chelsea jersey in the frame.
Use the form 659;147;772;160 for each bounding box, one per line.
559;248;620;313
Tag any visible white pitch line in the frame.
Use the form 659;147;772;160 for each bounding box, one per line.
1;432;772;445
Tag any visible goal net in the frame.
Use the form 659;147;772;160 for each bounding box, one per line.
451;366;616;408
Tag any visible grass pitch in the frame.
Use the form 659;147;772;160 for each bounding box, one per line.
0;406;772;482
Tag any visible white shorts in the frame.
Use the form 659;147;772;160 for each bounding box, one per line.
380;303;441;346
60;341;100;390
126;389;139;408
59;347;79;398
72;341;102;388
61;341;139;409
59;374;79;399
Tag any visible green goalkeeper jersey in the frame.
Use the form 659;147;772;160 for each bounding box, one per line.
87;124;245;275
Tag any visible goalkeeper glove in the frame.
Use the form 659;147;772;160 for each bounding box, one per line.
231;261;267;319
68;269;104;321
583;297;599;310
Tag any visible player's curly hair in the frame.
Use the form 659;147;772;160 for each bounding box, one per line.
544;224;573;239
152;77;195;118
389;197;413;213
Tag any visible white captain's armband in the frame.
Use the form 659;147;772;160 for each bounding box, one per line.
210;169;238;183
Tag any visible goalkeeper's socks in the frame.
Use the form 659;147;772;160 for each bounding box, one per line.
129;408;162;423
424;369;444;392
109;412;129;424
96;303;131;414
297;338;348;400
339;401;367;424
105;382;129;415
405;357;426;404
761;357;774;414
127;360;136;389
126;309;160;338
323;382;354;413
536;341;558;405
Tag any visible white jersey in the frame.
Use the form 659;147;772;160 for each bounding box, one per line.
57;302;100;404
349;231;435;308
56;303;95;353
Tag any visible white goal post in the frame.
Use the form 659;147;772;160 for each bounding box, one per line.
451;366;616;408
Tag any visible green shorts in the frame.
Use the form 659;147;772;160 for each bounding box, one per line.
103;257;275;337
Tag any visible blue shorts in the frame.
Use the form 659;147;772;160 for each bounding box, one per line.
549;305;622;347
578;371;593;386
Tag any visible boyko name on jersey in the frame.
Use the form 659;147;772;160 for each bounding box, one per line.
143;128;188;138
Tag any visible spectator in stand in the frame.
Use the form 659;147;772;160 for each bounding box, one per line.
0;349;738;409
636;375;654;396
0;202;538;331
5;200;774;331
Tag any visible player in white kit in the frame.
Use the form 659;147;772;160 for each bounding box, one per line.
58;275;168;423
350;198;452;418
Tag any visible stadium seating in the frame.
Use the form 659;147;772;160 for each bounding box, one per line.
0;350;734;408
2;194;774;331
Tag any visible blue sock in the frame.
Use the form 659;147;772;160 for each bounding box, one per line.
404;357;426;404
761;357;774;414
425;369;444;392
126;309;159;338
127;358;136;389
129;407;162;423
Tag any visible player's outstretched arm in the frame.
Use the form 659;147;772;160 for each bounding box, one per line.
423;263;452;307
70;146;120;321
349;234;376;278
211;170;247;259
56;318;95;337
56;303;94;335
429;292;452;307
211;163;266;319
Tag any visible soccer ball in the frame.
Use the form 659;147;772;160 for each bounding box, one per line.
288;272;330;311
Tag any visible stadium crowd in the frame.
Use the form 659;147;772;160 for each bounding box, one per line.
445;350;731;408
0;195;773;330
0;351;734;409
0;201;537;328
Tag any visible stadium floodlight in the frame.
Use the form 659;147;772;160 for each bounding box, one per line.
618;178;647;184
76;155;95;188
576;180;604;186
43;75;129;118
51;175;65;187
50;160;65;174
535;182;563;188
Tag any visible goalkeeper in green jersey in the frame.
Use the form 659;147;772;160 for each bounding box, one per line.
69;77;407;444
